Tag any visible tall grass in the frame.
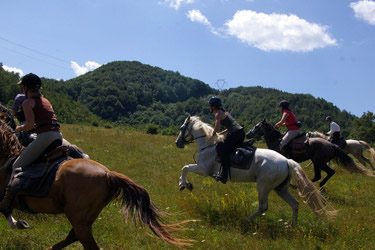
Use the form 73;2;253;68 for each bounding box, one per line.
1;124;375;249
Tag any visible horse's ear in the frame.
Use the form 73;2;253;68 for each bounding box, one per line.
187;114;191;121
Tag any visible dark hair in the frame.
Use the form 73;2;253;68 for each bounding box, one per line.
279;100;290;110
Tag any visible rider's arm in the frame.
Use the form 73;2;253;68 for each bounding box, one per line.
15;99;35;132
212;112;222;136
275;112;289;129
218;129;228;135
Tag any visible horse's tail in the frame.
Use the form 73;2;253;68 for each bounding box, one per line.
332;145;374;176
106;171;193;248
358;140;375;162
287;159;337;219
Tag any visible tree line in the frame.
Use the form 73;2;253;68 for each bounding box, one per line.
1;61;374;143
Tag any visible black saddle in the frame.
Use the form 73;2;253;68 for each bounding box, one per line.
230;140;257;169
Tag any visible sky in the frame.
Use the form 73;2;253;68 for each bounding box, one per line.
1;0;374;117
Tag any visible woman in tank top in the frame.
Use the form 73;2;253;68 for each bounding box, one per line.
0;73;63;217
208;96;245;184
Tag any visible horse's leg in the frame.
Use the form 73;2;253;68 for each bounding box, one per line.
63;200;104;249
179;164;209;191
274;185;299;226
360;153;375;170
318;163;335;188
244;184;271;222
48;229;77;250
311;161;322;182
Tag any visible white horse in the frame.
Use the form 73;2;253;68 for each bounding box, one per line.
307;131;375;170
175;116;336;225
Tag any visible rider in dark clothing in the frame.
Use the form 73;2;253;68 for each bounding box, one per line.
12;80;26;123
209;97;245;184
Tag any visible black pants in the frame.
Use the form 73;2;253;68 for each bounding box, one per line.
216;129;245;168
329;132;341;144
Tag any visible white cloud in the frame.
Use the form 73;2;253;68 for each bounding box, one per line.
2;65;24;76
350;0;375;25
71;61;101;76
186;9;210;26
224;10;337;52
186;10;220;35
164;0;195;10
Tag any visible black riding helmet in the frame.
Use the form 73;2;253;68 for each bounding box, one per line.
326;116;332;121
21;73;42;90
208;96;222;109
279;100;289;110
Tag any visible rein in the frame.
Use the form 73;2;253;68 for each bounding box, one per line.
192;143;216;164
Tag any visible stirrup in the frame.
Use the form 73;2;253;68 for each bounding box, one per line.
213;174;227;184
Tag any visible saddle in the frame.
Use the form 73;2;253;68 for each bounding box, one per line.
284;134;309;159
229;140;257;170
5;142;71;213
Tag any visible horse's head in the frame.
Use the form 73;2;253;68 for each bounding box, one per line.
246;118;267;139
247;118;280;140
175;115;194;148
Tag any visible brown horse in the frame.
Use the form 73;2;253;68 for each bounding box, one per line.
247;119;373;188
0;121;191;249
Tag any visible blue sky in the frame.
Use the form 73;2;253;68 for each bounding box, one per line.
1;0;374;117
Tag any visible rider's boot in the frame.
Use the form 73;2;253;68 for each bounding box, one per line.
214;165;228;184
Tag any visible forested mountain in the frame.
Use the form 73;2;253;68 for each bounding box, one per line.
49;61;216;121
1;61;373;142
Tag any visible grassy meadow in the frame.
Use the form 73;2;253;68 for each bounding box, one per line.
1;124;375;249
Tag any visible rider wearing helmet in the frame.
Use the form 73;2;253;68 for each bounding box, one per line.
274;100;300;153
208;96;245;184
325;116;341;144
0;73;62;217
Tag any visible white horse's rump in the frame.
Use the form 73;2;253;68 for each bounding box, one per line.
176;116;336;225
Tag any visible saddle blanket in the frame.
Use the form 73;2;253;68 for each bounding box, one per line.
9;157;71;198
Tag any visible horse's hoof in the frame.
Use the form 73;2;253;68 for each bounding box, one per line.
186;183;193;191
179;185;185;191
16;220;31;229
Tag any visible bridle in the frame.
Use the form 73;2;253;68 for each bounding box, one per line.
179;121;206;145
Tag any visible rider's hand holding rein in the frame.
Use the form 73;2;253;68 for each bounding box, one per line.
275;109;289;129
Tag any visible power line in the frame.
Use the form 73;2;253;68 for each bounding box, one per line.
0;36;70;64
0;44;71;71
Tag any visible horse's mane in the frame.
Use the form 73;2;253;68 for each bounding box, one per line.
309;131;327;139
0;121;24;162
263;120;282;140
0;103;17;129
190;116;225;143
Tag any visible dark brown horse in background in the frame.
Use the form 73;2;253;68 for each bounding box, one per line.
0;121;191;249
247;119;373;188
